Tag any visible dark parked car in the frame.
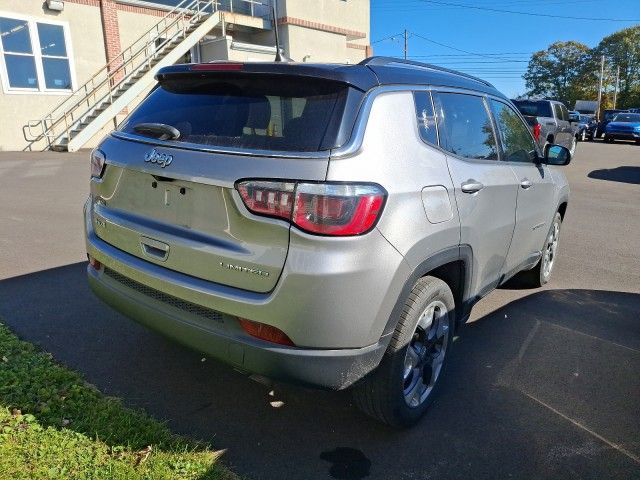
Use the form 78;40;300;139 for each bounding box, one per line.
595;109;627;138
603;112;640;144
575;114;597;141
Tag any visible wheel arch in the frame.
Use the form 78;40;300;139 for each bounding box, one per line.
381;245;474;339
558;201;568;220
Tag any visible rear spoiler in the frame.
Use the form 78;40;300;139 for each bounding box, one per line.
156;62;379;92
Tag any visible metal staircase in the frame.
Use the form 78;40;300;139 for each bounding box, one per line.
27;0;222;152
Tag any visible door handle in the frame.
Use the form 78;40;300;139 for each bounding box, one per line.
520;178;533;189
461;180;484;194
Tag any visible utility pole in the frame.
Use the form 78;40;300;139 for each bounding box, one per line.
404;29;408;60
613;65;620;109
597;55;605;120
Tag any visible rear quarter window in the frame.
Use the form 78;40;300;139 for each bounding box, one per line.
413;91;438;146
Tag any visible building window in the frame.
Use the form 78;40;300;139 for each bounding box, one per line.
0;14;74;93
37;23;72;89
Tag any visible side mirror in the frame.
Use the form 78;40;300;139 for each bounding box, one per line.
544;144;571;166
569;115;579;123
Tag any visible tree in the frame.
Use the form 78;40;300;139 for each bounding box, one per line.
523;41;593;107
593;25;640;109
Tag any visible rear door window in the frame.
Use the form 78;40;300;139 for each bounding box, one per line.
432;92;498;160
119;75;354;152
553;103;564;121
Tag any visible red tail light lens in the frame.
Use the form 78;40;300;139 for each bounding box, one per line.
533;123;541;141
90;149;106;178
236;181;386;236
293;183;385;236
238;318;295;346
236;181;296;220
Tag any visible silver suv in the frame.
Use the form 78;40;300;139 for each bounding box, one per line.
85;57;570;427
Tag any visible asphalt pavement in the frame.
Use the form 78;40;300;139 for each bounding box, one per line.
0;140;639;479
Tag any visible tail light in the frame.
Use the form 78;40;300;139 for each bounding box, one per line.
236;181;386;236
236;181;296;221
238;318;295;346
532;123;541;142
90;149;106;178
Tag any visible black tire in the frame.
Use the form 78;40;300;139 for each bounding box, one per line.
352;276;455;427
516;212;562;288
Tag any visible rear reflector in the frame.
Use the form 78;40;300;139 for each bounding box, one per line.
238;318;295;346
88;255;102;270
236;181;386;236
191;63;243;71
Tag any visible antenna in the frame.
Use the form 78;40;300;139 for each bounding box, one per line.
271;0;289;62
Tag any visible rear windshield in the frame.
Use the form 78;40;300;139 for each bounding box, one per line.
119;75;353;152
512;100;552;118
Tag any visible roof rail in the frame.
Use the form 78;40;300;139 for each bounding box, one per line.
359;56;494;88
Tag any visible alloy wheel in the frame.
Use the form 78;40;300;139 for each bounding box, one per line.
403;300;450;408
542;221;560;278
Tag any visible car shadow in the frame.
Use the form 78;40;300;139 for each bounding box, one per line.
1;262;639;480
588;166;640;185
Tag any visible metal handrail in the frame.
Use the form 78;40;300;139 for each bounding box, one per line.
28;0;271;148
27;0;212;146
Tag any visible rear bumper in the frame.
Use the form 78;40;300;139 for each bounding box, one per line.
88;264;386;390
84;198;406;389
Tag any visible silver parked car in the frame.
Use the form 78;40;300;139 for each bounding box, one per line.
85;57;571;427
512;99;577;153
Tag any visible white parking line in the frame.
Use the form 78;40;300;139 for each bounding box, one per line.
523;391;640;465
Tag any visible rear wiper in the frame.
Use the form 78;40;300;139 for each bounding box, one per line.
133;123;180;141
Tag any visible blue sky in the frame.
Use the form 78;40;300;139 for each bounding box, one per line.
371;0;640;97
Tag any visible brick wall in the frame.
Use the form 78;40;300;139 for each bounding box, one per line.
100;0;122;70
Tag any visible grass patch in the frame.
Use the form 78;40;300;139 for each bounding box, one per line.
0;322;237;480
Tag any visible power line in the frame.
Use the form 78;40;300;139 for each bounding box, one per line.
409;52;535;57
407;59;529;63
371;32;405;44
416;0;640;22
409;31;517;61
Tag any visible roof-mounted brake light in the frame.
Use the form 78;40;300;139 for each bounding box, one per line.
190;63;244;72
